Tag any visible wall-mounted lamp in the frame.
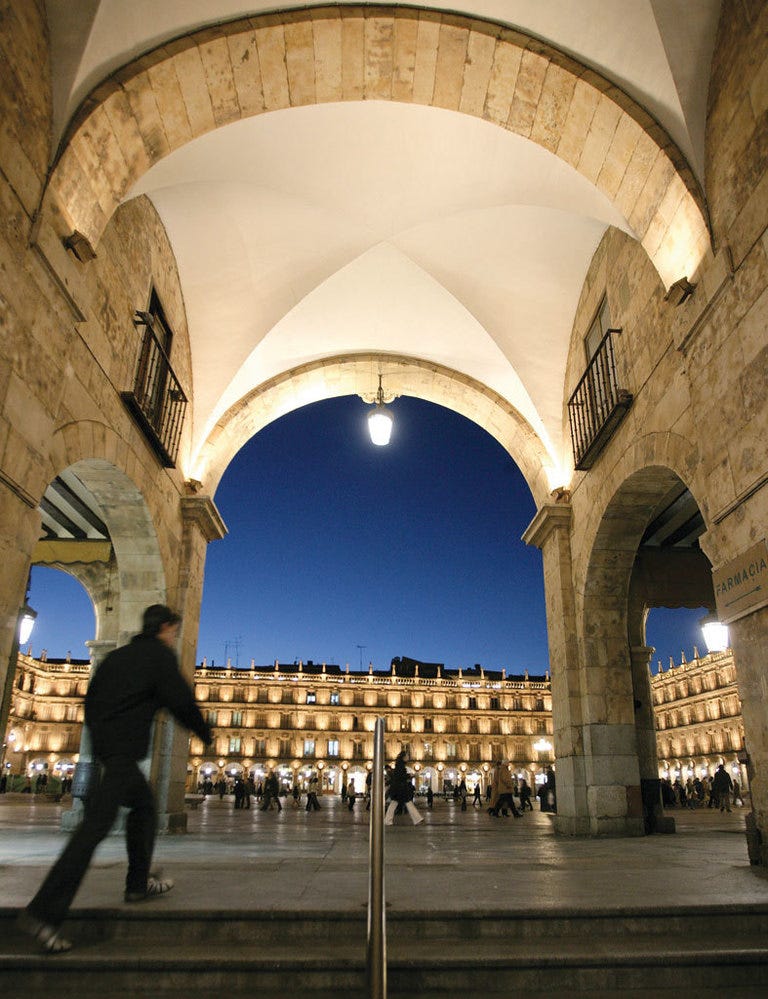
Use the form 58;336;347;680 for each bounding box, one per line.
63;230;97;263
700;613;729;653
18;572;37;647
664;276;696;306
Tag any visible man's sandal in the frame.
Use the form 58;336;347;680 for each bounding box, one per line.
17;912;73;954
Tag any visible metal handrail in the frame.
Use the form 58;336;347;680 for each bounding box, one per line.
367;716;387;998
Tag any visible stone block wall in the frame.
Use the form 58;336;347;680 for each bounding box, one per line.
0;3;198;697
553;1;768;844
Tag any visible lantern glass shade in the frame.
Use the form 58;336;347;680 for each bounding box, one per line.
701;618;729;653
18;605;37;646
368;406;393;446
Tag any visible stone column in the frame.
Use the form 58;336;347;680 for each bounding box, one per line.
61;639;117;831
153;494;227;833
523;503;590;834
728;606;768;865
0;482;41;743
630;644;674;834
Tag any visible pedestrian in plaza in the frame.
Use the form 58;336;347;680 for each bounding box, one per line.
488;760;521;818
712;763;733;813
545;767;557;813
458;776;468;811
18;605;212;955
233;775;246;809
426;786;434;810
473;782;482;808
261;770;282;811
518;777;533;811
306;773;321;811
347;782;356;812
385;752;423;826
733;780;743;807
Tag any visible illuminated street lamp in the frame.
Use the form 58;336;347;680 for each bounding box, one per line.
700;614;729;653
18;599;37;646
367;375;394;446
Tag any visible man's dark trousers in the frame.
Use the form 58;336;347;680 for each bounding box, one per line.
27;757;155;926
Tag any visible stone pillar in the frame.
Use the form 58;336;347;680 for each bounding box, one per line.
523;503;590;834
61;639;117;831
630;644;674;834
153;494;227;833
0;483;41;744
728;607;768;865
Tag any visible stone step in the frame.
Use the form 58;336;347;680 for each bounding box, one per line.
4;902;768;944
2;906;767;995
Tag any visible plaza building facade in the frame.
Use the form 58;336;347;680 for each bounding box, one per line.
651;648;747;793
4;647;748;802
2;3;768;858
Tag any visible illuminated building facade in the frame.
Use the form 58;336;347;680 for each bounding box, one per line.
651;649;747;792
4;649;749;799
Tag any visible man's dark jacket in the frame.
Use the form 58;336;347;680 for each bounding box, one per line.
85;634;211;760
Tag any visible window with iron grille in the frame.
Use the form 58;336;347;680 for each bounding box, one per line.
121;289;187;467
568;297;632;470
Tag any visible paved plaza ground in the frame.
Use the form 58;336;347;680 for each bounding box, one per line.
2;792;767;917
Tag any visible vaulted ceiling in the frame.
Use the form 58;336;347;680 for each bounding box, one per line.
45;1;722;490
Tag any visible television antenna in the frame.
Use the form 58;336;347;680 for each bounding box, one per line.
224;636;242;668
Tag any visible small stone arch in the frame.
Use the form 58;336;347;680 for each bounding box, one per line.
43;5;709;290
573;432;709;833
192;353;554;508
43;422;169;645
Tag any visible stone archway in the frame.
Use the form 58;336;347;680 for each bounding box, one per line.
42;5;709;290
573;452;712;835
192;352;555;507
39;453;165;630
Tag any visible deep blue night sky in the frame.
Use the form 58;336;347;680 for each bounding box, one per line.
27;396;707;673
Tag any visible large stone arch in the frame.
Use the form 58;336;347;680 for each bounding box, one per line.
43;4;709;290
191;353;554;506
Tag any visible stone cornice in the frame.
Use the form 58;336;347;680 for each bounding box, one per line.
522;504;572;550
181;495;228;542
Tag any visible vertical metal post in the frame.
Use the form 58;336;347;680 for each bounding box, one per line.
367;717;387;999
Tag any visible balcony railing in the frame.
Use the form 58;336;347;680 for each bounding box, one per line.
568;328;633;470
121;317;187;467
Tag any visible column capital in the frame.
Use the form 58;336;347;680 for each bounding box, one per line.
84;639;117;667
522;503;571;549
181;495;228;542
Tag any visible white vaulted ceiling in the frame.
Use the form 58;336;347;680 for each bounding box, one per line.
45;1;722;482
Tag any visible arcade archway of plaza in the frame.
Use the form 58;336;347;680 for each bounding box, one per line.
2;3;767;861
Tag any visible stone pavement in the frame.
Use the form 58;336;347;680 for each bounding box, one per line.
2;792;767;916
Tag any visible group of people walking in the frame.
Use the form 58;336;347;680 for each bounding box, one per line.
663;763;741;812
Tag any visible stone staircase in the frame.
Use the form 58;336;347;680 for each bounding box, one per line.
2;903;768;997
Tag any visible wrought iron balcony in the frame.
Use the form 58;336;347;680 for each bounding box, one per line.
568;328;633;470
121;318;187;467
